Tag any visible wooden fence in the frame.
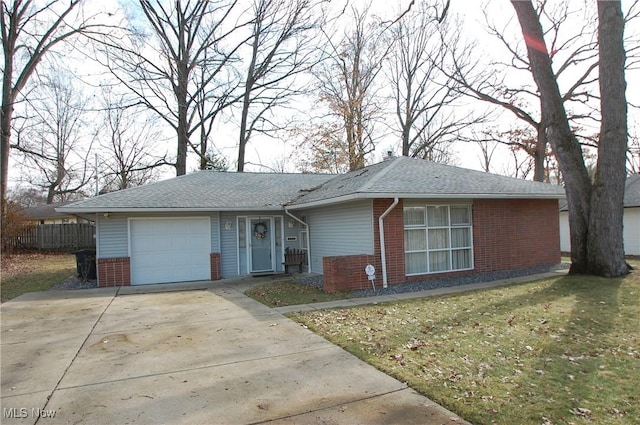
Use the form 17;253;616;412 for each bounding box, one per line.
3;223;96;251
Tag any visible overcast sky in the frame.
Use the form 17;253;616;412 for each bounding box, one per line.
8;0;640;195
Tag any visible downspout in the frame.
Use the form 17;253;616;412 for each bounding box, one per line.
379;198;399;288
284;208;312;273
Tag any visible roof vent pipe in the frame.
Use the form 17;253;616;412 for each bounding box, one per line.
379;197;399;288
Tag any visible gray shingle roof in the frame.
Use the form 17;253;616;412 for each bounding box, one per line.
625;174;640;207
559;174;640;211
58;171;334;212
59;157;565;213
289;156;565;207
23;202;74;220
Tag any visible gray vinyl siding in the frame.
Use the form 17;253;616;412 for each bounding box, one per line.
283;218;304;250
210;212;221;252
97;211;294;278
97;216;128;258
97;213;222;261
303;200;374;274
219;212;239;278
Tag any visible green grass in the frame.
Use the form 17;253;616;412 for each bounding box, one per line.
290;262;639;425
245;280;352;307
1;253;76;303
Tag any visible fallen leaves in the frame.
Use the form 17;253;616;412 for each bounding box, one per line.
289;269;640;425
569;407;592;418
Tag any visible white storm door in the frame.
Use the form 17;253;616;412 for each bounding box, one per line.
129;218;211;285
249;217;275;272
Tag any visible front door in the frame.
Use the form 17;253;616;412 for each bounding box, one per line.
250;218;274;272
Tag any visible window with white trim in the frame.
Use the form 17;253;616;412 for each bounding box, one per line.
404;205;473;275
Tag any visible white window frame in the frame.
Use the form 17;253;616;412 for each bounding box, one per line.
404;204;474;276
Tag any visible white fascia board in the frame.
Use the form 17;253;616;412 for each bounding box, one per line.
56;206;285;214
287;192;566;210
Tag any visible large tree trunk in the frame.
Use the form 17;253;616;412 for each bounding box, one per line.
586;0;628;276
511;0;593;274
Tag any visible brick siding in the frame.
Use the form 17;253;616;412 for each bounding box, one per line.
472;199;560;272
210;253;222;280
322;198;560;292
373;199;406;285
97;257;131;287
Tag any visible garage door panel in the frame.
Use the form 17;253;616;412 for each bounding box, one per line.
130;218;211;285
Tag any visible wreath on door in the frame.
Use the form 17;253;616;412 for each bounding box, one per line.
254;222;268;240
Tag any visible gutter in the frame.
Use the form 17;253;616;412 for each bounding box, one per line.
284;207;312;273
379;197;399;288
287;192;565;210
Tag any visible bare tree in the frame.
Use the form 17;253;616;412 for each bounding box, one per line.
292;122;350;173
97;88;170;192
386;1;480;160
474;134;499;173
511;0;628;277
13;71;95;203
313;6;390;171
1;0;109;220
235;0;321;172
446;0;615;182
99;0;246;177
7;186;45;208
192;62;233;171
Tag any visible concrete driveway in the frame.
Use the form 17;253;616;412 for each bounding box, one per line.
1;280;468;424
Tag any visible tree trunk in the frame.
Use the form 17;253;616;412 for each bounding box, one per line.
511;0;593;274
1;37;15;224
237;88;251;172
533;116;546;182
175;60;189;176
586;0;628;276
1;97;12;224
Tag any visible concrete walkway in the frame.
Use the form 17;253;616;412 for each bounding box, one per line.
1;277;470;425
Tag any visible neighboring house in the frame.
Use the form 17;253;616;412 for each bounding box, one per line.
58;156;566;291
22;202;91;225
559;174;640;256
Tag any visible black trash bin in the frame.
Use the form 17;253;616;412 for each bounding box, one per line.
74;249;97;280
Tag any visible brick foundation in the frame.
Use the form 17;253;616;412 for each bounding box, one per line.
210;253;222;280
97;257;131;287
322;254;377;293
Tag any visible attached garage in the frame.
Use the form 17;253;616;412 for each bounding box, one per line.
129;218;211;285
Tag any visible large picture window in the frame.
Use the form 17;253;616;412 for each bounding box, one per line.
404;205;473;275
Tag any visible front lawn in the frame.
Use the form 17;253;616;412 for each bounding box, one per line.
290;265;639;425
1;253;76;303
245;280;352;307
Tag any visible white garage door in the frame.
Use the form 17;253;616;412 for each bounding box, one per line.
130;218;211;285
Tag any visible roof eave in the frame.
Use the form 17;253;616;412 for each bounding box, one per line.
56;206;285;214
287;191;566;209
